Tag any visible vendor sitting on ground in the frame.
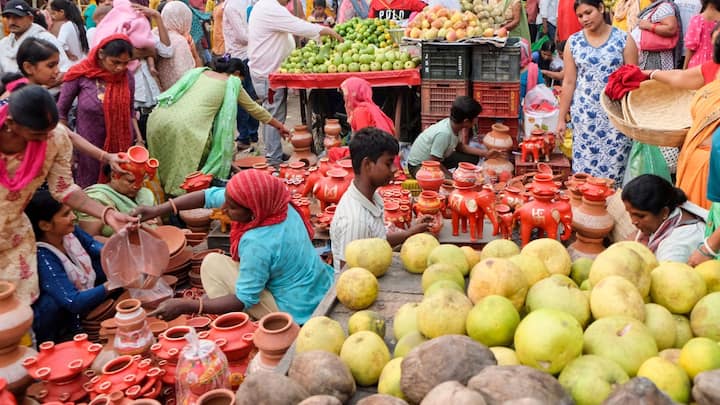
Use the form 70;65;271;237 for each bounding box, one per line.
407;96;485;179
330;127;430;272
622;174;706;263
135;169;333;324
77;164;158;237
25;190;114;343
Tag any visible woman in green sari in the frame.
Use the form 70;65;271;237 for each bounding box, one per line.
501;0;531;41
146;57;291;196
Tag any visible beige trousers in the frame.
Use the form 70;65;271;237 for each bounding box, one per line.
200;253;279;320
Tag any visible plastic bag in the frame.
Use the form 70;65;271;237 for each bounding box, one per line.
524;84;558;111
532;35;550;52
128;276;173;309
101;226;170;289
623;141;672;186
176;329;230;405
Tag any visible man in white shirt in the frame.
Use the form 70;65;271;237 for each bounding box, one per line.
0;0;71;74
538;0;557;42
248;0;342;166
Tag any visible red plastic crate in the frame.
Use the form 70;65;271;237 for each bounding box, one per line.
472;81;521;118
421;113;446;131
421;79;470;116
477;116;520;147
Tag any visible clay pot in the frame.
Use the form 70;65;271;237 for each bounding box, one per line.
118;146;151;188
252;312;300;367
483;123;513;152
0;281;33;353
180;172;213;193
313;168;350;210
23;333;102;382
579;177;614;201
88;355;155;396
278;163;289;179
414;191;443;215
0;378;16;405
323;119;342;150
175;339;229;405
384;201;408;230
197;388;236;405
317;157;332;176
336;159;355;180
514;190;572;246
29;370;94;403
303;166;323;197
415;160;444;192
202;312;257;361
113;300;153;356
0;345;36;395
572;195;614;241
290;125;317;166
527;173;559;195
439;180;455;219
145;158;159;180
452;162;479;188
483;155;514;181
179;209;212;228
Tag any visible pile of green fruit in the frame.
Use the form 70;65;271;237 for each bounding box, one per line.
279;18;420;74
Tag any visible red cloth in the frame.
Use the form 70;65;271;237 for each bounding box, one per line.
605;65;648;100
226;169;314;261
269;69;421;90
701;61;720;85
328;147;350;163
64;34;134;159
368;0;426;19
557;0;582;41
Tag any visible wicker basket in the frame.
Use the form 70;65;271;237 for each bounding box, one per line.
600;92;687;147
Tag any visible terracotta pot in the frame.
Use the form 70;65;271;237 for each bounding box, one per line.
179;209;212;228
88;355;156;396
30;371;93;403
439;180;455;219
500;185;526;210
278;163;289;179
452;162;479;188
483;123;513;152
415;161;444;192
579;177;615;201
289;125;317;166
113;300;153;356
414;191;443;215
203;312;256;361
483;156;514;181
569;234;607;259
313;168;350;210
23;333;102;383
180;172;213;193
145;158;159;180
336;159;355;180
0;281;33;353
175;339;229;404
323;119;342;150
495;203;514;239
527;173;559;195
252;312;299;367
317;157;332;176
0;378;16;405
384;201;407;230
0;345;36;395
572;195;614;240
197;388;236;405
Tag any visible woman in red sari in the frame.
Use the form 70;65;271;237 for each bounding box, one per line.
341;77;396;137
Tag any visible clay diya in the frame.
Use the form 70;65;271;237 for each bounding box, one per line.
23;334;102;382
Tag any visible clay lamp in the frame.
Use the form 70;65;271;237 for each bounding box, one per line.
23;334;103;383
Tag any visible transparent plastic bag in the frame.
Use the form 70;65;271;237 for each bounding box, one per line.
176;329;230;405
623;141;672;186
101;225;170;289
128;276;173;309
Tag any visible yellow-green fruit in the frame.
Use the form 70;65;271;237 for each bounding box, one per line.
570;257;594;287
695;260;720;292
651;262;707;314
612;241;659;275
679;337;720;378
427;244;470;276
690;291;720;340
558;355;630;405
421;263;465;292
295;316;347;355
659;348;682;365
348;310;385;337
489;347;520;365
345;238;393;277
637;356;690;403
514;308;584;374
339;331;391;386
480;239;520;260
644;303;676;351
393;303;419;340
424;280;465;296
580;279;591;290
400;233;439;274
525;274;590;327
377;358;407;400
393;331;428;358
588;246;650;297
590;276;645;321
509;254;551;287
416;289;473;338
583;316;658;376
467;258;529;310
336;267;378;310
520;238;572;276
460;246;482;269
673;315;694;348
466;295;520;346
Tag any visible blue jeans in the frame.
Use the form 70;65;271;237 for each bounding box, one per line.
252;72;287;166
237;68;259;144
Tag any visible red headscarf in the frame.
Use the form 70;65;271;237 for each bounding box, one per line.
64;34;133;162
341;77;395;136
226;169;314;261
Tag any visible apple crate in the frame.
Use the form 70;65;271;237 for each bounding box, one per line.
472;81;521;118
514;153;571;181
421;113;446;131
470;42;521;82
421;42;471;80
421;79;470;115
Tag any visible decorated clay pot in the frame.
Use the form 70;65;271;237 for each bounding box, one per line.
202;312;256;361
384;201;408;230
336;159;355;180
500;185;526;210
175;339;229;405
483;123;513;152
452;162;479;188
23;333;102;383
439;180;455;219
313;168;350;210
278;163;289;179
252;312;299;367
0;281;33;353
197;388;235;405
317;157;332;176
415;161;444;192
483;155;514;182
113;299;153;356
579;177;614;201
151;326;191;385
289;125;317;166
514;190;573;246
527;173;559;195
323;119;342;150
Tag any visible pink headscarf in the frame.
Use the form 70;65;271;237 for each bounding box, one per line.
0;79;49;192
156;1;196;90
92;0;155;49
340;77;395;136
520;38;539;95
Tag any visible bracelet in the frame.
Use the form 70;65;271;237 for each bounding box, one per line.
704;238;718;256
197;298;204;315
168;198;178;215
99;151;107;163
697;244;716;258
101;206;115;225
649;70;659;80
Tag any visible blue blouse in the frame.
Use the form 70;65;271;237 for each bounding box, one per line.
204;187;333;324
32;226;107;343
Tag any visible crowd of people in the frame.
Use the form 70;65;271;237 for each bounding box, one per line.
0;0;719;343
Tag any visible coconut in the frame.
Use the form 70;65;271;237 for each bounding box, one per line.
400;335;496;404
467;365;573;404
356;394;409;405
602;377;676;405
692;369;720;405
235;371;310;405
420;381;487;405
288;351;356;403
297;395;343;405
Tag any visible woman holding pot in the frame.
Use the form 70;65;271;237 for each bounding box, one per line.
0;83;135;305
134;169;333;324
25;189;114;343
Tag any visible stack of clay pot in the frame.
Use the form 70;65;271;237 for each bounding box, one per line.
200;312;257;389
84;354;165;402
113;299;154;357
23;333;103;403
179;208;213;234
289;125;317;166
83;298;118;343
566;174;615;259
189;249;224;290
0;281;37;398
482;123;515;182
247;312;299;375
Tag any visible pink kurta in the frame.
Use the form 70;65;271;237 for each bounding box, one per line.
0;125;80;304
